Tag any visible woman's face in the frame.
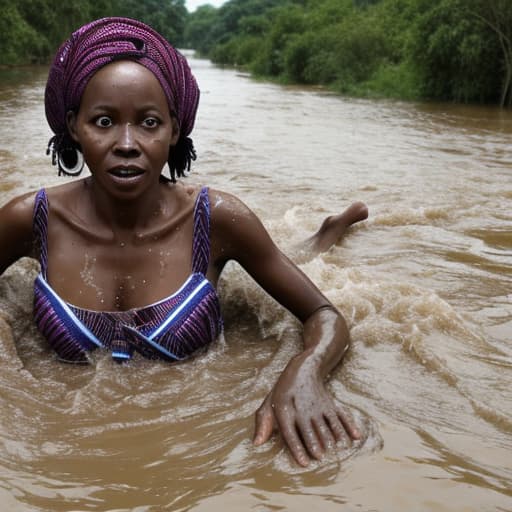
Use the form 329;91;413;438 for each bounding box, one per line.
67;60;178;199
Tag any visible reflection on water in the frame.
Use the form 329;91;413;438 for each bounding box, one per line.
0;60;511;511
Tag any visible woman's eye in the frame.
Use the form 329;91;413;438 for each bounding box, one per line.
142;117;160;128
95;116;112;128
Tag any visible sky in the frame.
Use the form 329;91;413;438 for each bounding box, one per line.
186;0;226;12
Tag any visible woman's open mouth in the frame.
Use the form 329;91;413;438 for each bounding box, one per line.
109;167;145;178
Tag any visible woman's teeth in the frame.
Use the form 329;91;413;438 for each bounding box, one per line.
112;168;142;177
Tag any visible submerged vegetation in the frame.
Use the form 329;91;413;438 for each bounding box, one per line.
2;0;511;106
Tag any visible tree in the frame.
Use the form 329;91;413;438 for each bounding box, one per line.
0;1;41;65
182;0;509;106
411;0;501;104
110;0;187;45
469;0;512;107
184;5;219;52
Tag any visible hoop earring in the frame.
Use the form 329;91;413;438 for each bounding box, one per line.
57;146;84;176
47;135;85;177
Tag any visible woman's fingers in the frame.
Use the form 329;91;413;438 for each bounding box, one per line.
336;406;361;440
324;410;351;443
275;406;311;467
253;398;275;446
254;399;312;467
253;392;361;465
297;418;324;460
312;416;337;450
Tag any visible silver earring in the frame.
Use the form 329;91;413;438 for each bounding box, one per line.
57;147;84;176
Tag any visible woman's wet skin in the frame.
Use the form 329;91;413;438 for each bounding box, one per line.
0;56;368;467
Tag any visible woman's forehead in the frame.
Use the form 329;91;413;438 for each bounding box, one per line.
80;61;171;113
87;61;165;92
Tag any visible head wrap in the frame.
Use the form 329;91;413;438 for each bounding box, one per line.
45;17;200;180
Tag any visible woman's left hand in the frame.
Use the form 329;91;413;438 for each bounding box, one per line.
253;353;360;467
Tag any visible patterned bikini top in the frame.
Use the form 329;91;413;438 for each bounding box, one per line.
32;187;223;364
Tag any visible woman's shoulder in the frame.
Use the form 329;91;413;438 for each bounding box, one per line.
0;180;87;232
206;187;274;258
174;184;252;223
0;189;42;271
0;189;39;224
43;179;86;204
207;187;255;223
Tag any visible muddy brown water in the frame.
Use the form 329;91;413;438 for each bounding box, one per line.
0;55;511;511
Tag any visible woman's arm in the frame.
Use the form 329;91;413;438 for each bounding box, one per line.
253;305;360;466
210;190;360;466
0;192;36;275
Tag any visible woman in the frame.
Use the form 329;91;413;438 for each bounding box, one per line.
0;18;367;467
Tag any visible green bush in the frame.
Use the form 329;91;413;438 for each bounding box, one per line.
0;3;42;65
358;60;421;99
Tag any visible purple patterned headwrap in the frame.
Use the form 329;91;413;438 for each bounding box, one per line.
45;17;200;180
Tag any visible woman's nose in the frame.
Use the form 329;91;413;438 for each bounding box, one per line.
114;124;140;156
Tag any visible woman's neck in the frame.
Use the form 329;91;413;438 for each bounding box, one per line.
84;177;167;235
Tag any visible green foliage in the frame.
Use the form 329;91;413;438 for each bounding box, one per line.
250;5;306;76
108;0;187;45
0;0;188;65
4;0;511;106
185;0;292;48
0;1;42;65
211;35;261;66
410;0;501;103
358;61;421;99
184;5;219;55
184;0;512;106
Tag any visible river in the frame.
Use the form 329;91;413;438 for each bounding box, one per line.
0;55;511;511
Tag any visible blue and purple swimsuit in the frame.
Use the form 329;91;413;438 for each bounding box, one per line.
32;187;223;363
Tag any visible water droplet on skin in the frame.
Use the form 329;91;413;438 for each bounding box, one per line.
120;242;125;248
100;299;105;304
142;279;146;284
148;248;152;253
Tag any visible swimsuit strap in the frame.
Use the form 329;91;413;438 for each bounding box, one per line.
33;187;212;278
191;186;211;275
33;189;49;279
